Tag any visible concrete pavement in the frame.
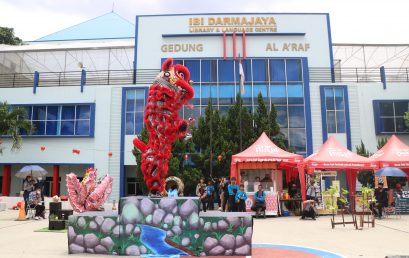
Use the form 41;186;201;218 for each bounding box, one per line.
0;209;408;258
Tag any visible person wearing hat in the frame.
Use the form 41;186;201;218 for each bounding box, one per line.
373;182;388;218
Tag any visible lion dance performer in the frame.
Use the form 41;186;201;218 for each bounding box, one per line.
133;58;194;195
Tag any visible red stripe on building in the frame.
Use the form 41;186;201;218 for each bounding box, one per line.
242;31;247;59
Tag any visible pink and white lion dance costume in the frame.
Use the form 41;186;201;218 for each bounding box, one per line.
66;168;113;212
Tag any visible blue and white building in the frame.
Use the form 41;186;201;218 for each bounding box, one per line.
0;12;408;201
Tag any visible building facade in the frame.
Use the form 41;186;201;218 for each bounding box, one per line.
1;13;409;201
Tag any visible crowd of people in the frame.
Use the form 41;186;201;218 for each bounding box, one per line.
195;176;267;218
22;175;45;220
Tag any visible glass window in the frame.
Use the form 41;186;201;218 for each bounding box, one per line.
219;106;230;116
33;121;45;135
270;59;285;82
334;88;345;110
236;84;252;105
76;105;90;119
201;60;217;82
202;84;217;105
191;85;200;105
287;84;304;104
270;84;286;105
218;60;234;82
376;100;409;134
252;59;267;81
276;106;288;127
327;111;336;133
379;102;394;116
47;106;59;120
325;88;335;110
126;90;136;112
286;59;302;81
126;113;134;135
46;121;58;135
21;106;32;120
135;112;144;134
61;106;75;120
235;60;252;82
32;106;46;120
394;101;409;116
75;120;90;135
380;117;395;133
253;84;268;103
61;121;74;135
219;84;235;105
184;106;201;122
336;111;346;133
289;128;306;153
288;106;305;128
135;90;145;112
184;60;200;82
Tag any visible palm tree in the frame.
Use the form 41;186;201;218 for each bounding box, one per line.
0;102;33;153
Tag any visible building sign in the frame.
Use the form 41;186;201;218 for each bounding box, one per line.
266;43;310;52
161;44;203;53
189;16;277;33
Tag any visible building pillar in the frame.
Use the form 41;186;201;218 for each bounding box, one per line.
52;165;60;196
2;165;11;196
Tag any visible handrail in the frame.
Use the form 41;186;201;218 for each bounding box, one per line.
0;67;408;88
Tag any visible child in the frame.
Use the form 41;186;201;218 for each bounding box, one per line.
228;177;239;212
235;184;248;212
251;184;266;218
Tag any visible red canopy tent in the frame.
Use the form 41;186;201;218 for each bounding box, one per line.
304;136;377;202
230;132;305;198
369;134;409;186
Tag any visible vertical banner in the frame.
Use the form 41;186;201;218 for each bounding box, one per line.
223;32;227;60
232;31;237;60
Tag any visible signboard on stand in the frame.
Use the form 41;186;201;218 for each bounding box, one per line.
396;191;409;214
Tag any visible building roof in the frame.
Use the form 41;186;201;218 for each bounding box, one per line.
35;12;134;42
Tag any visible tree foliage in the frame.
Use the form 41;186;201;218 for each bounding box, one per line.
356;140;374;187
0;102;33;154
0;27;22;45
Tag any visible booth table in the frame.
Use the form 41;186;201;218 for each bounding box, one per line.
245;192;279;215
279;198;302;216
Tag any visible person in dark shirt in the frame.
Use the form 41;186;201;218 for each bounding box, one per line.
228;177;239;212
372;182;388;218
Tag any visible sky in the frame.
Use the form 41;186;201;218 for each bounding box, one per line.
0;0;408;43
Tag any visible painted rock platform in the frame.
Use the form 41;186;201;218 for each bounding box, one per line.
67;196;253;256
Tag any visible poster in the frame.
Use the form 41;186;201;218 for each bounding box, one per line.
245;192;278;215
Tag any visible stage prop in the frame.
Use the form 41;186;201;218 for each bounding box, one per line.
133;58;194;194
66;168;113;213
68;196;253;256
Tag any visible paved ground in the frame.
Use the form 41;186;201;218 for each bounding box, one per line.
0;209;408;258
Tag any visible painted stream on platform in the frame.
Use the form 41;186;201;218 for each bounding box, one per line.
138;224;188;256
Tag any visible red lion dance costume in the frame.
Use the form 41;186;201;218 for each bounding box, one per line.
133;58;194;194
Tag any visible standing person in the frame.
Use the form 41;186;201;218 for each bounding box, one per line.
253;177;261;192
28;186;45;219
218;177;225;211
306;178;318;201
372;182;388;218
228;177;239;212
206;180;215;210
235;184;248;212
251;184;267;218
196;177;207;212
23;175;37;214
221;178;230;212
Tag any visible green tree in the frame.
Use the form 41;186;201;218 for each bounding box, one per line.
269;102;288;150
377;137;388;150
226;94;256;151
0;27;22;45
356;140;374;187
131;127;148;194
0;102;33;154
254;93;269;136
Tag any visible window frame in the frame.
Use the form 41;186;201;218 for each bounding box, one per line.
373;100;409;134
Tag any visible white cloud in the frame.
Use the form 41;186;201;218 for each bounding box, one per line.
0;0;408;43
